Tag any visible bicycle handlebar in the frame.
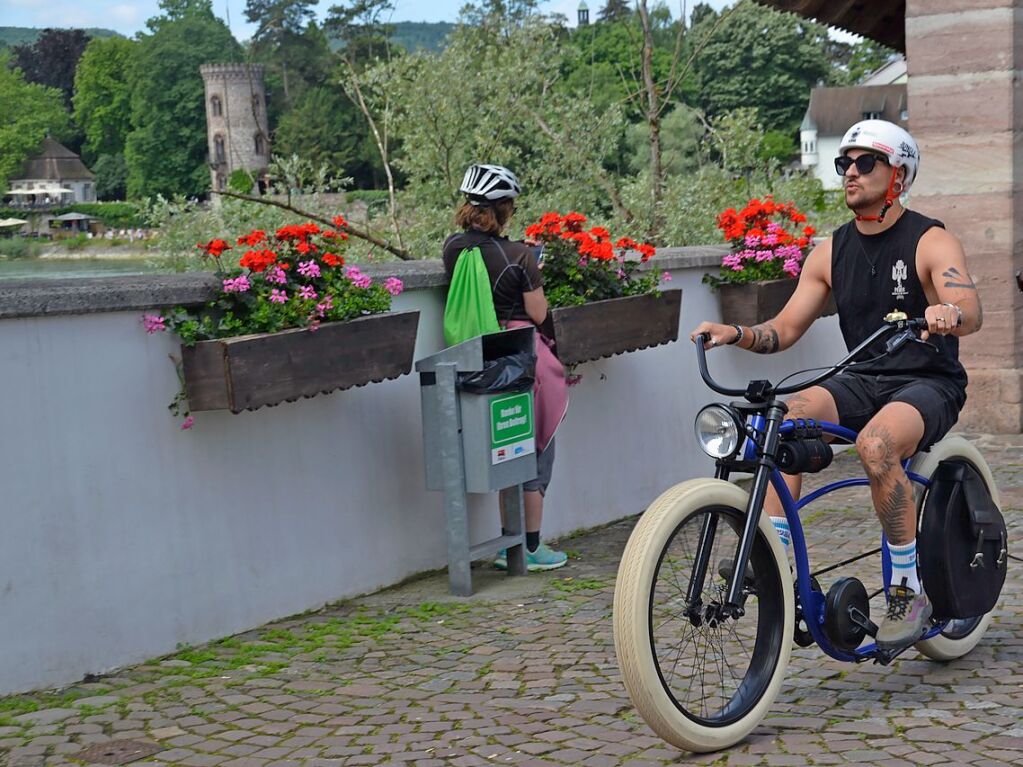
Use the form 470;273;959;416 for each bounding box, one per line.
695;316;929;399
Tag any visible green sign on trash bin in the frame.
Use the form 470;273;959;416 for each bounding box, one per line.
489;392;535;465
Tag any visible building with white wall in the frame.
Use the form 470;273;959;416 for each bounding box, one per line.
4;137;96;207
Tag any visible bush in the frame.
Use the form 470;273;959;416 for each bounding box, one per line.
59;233;91;251
0;236;43;259
63;202;143;228
345;190;389;204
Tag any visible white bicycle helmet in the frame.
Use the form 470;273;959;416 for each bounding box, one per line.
839;119;919;192
459;164;522;205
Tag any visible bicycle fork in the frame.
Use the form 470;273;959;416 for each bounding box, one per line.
685;402;787;623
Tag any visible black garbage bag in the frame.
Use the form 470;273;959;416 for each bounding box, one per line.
457;350;536;394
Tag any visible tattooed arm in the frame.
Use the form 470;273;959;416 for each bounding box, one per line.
919;227;983;336
739;240;834;354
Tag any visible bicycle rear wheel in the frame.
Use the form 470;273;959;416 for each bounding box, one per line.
910;435;998;660
614;479;793;752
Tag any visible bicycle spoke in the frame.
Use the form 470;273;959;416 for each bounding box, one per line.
648;506;785;727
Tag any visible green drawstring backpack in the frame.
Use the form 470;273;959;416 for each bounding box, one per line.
443;246;500;346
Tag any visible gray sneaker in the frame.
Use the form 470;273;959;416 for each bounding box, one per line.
877;583;932;650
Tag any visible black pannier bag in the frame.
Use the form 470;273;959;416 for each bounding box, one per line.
918;460;1007;620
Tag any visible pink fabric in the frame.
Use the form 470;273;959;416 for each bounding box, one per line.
506;320;568;453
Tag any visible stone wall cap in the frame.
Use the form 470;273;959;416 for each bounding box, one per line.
0;246;729;321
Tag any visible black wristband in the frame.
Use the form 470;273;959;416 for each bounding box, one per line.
727;323;744;346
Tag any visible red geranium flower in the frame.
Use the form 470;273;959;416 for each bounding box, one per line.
197;239;232;258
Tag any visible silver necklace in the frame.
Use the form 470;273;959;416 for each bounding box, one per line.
855;232;880;277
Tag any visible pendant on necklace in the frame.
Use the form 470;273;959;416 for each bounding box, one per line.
871;265;877;276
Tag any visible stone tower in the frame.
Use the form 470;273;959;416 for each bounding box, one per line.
199;64;270;194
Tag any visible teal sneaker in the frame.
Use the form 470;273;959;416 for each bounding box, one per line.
494;549;508;570
526;543;568;571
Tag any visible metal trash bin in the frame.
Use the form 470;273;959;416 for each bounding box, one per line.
417;327;538;595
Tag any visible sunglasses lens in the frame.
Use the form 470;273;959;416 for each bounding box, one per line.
836;154;882;176
855;155;878;174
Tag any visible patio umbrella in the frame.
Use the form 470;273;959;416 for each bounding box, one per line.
0;218;28;227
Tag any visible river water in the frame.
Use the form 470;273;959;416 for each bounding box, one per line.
0;258;166;280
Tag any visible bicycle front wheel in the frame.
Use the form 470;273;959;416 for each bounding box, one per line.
613;479;793;753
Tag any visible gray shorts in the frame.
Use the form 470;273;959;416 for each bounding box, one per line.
819;372;965;453
523;437;555;495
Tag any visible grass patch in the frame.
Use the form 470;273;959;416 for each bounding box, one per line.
549;577;607;593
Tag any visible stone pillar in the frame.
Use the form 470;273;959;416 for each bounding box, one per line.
906;0;1023;432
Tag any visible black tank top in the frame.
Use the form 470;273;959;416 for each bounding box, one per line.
830;209;967;388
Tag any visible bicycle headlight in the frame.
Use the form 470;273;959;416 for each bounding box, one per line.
694;405;743;459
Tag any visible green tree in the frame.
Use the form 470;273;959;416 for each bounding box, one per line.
325;0;398;67
833;38;899;85
0;53;71;183
147;0;214;30
93;152;128;200
274;85;377;181
690;0;831;133
73;36;136;164
245;0;318;104
125;5;242;198
598;0;631;22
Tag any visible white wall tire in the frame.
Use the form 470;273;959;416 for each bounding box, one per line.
613;479;794;753
908;436;998;661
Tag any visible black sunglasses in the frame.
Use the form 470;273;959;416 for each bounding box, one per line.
834;153;888;177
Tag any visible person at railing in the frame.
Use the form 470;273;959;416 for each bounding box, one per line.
442;164;569;572
690;120;984;651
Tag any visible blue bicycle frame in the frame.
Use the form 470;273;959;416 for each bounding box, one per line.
745;415;948;662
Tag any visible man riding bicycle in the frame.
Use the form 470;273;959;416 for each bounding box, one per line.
691;119;984;651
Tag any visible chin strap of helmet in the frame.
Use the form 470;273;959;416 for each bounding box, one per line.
855;166;901;223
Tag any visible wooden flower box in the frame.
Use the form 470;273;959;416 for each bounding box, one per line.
181;310;420;413
718;279;836;327
546;288;683;366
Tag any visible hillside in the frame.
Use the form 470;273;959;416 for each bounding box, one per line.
0;27;119;48
390;21;455;52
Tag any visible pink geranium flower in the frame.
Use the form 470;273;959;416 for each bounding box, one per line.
222;275;251;293
298;285;318;300
384;277;403;296
297;260;321;279
141;314;166;334
269;288;288;304
345;266;372;289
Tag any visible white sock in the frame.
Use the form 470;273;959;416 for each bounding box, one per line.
770;517;791;550
887;539;921;593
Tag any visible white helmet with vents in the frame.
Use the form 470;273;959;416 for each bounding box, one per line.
839;119;920;192
459;164;522;205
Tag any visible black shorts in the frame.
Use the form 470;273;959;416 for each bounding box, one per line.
819;372;966;453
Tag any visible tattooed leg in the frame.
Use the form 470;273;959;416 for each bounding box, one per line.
856;404;926;545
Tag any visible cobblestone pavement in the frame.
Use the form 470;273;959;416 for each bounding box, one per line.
3;433;1023;767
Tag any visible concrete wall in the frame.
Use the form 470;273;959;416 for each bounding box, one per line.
0;256;843;694
906;0;1023;431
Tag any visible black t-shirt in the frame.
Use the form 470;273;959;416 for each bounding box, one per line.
442;230;543;323
830;209;967;389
